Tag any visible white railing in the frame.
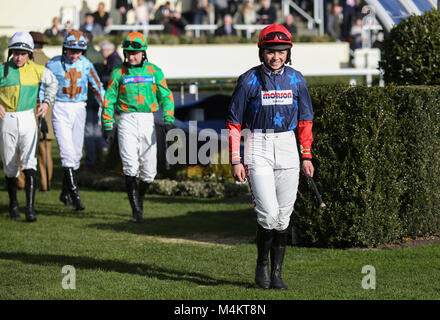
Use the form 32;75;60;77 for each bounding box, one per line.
0;23;267;39
106;24;164;36
282;0;325;35
234;24;268;39
106;24;268;39
282;0;316;31
184;24;218;37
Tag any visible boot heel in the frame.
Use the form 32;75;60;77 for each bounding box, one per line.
59;192;73;206
63;167;85;211
6;177;20;219
255;264;271;289
23;169;37;222
9;201;20;219
126;176;143;223
255;224;273;289
270;229;289;290
60;175;73;206
138;180;150;219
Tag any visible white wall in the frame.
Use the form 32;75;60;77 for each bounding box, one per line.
145;43;350;79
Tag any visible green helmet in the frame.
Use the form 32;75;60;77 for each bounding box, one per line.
122;32;147;51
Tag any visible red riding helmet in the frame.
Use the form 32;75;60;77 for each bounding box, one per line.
258;24;293;50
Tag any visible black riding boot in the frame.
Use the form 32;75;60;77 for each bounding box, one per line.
6;177;20;219
59;174;73;206
63;167;85;211
23;169;37;222
255;224;273;289
125;176;143;223
270;229;289;290
138;180;149;216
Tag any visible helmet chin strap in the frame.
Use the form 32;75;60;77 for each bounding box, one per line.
259;52;291;92
4;50;33;77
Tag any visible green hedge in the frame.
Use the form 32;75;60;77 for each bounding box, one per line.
293;85;440;248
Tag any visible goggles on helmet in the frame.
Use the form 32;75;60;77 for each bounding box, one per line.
122;40;144;49
10;42;33;50
65;40;87;48
260;31;291;42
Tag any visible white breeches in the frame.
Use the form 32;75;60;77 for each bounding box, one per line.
244;130;300;231
52;101;86;169
0;109;38;177
118;112;157;183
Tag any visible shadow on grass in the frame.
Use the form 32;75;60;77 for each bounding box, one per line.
0;202;103;220
0;202;132;222
0;251;252;288
88;208;257;246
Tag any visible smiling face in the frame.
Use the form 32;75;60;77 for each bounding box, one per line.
12;50;30;67
262;49;287;70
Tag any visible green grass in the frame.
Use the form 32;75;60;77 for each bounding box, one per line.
1;189;440;300
0;146;439;300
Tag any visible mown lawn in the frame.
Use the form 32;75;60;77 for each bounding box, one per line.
1;186;440;300
0;144;439;301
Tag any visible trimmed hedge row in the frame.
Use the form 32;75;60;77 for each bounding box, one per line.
379;10;440;85
293;85;440;248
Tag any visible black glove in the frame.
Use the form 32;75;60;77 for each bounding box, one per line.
39;117;48;138
103;128;115;145
163;123;176;136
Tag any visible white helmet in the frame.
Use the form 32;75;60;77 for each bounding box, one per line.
8;32;34;53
